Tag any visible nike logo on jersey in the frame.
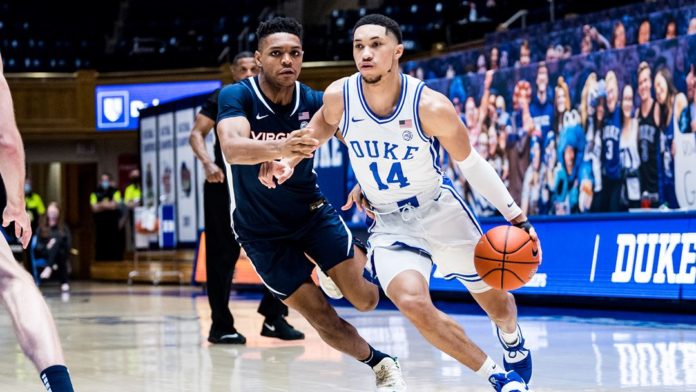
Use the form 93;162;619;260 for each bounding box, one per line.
256;113;269;120
263;323;276;332
351;117;365;122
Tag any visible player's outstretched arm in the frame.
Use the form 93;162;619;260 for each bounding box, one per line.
0;53;31;247
418;87;537;241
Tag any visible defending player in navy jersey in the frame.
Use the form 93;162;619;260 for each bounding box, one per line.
189;52;305;344
216;17;406;391
267;14;538;391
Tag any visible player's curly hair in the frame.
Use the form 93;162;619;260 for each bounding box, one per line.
353;14;402;44
257;17;303;44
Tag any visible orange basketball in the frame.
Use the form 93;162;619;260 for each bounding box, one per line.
474;225;540;291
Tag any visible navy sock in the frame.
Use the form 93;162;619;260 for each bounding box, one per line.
360;345;390;368
40;365;74;392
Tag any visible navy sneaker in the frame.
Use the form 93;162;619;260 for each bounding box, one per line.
497;326;532;384
208;330;246;344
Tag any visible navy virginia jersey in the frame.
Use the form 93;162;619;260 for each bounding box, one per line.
217;76;324;240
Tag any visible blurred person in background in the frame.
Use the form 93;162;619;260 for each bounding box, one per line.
36;202;71;292
90;172;123;260
612;21;626;49
584;81;605;212
24;178;45;233
655;67;686;208
516;40;531;68
599;71;623;212
530;63;554;149
507;82;535;206
521;139;544;215
689;18;696;35
637;19;651;45
619;85;641;209
664;18;677;40
123;169;141;209
637;61;661;207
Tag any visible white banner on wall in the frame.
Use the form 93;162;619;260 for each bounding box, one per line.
175;108;198;243
157;112;176;210
140;116;158;209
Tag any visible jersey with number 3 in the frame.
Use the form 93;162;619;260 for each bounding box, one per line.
339;73;442;205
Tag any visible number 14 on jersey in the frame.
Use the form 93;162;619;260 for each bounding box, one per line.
369;162;411;190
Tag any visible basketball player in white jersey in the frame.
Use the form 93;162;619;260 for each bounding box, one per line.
262;14;537;391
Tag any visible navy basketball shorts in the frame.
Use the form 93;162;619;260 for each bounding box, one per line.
240;204;355;300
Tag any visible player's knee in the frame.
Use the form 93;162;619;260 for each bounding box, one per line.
486;291;516;322
393;293;432;320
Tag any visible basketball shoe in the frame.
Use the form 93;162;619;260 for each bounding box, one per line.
317;268;343;299
373;357;407;391
489;370;531;392
497;326;532;384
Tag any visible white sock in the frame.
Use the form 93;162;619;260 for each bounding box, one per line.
475;356;503;380
499;325;521;346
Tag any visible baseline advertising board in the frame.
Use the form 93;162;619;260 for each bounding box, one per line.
430;212;696;300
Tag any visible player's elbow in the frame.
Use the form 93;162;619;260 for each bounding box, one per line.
0;129;21;157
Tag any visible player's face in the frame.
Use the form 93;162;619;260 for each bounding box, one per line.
232;57;258;82
353;24;403;84
256;33;303;87
638;68;652;102
622;85;634;118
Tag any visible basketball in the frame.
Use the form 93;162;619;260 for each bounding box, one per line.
474;225;540;291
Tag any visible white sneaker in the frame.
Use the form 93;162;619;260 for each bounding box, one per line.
316;268;343;299
373;357;407;392
61;283;70;292
40;267;52;280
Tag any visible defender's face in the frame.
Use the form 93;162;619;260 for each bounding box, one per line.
353;24;403;84
232;57;258;82
256;33;303;87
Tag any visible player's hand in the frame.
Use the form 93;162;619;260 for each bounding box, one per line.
341;184;374;219
280;128;319;159
2;203;31;248
47;238;56;250
258;160;294;189
204;162;225;183
511;216;542;263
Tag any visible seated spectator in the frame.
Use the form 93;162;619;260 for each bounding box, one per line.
516;40;531;68
583;25;610;52
521;139;544;215
619;85;641;209
36;202;71;292
637;19;651;45
553;144;580;215
664;18;677;40
612;21;626;49
489;47;499;70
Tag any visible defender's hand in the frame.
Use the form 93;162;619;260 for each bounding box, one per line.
258;160;294;189
279;128;319;159
341;184;374;219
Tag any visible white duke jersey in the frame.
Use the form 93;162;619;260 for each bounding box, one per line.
339;73;443;206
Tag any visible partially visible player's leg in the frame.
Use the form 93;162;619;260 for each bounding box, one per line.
304;205;378;311
0;237;74;391
377;247;488;370
436;245;533;384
